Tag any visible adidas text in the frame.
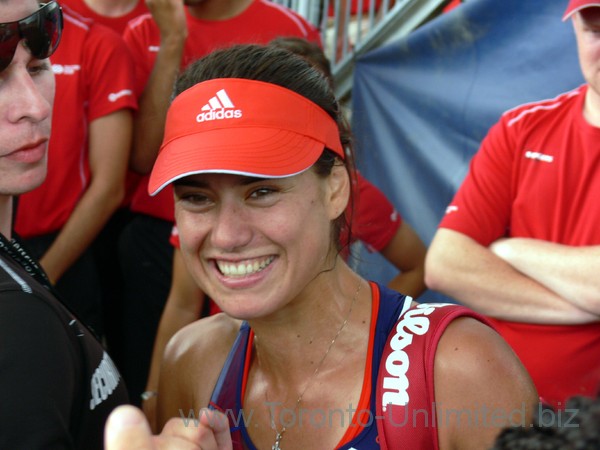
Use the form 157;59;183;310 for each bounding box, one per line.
197;109;242;123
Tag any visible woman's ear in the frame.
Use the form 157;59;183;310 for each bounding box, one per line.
326;163;351;220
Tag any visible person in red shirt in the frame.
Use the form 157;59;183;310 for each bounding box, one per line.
426;0;600;409
14;5;137;336
56;0;150;379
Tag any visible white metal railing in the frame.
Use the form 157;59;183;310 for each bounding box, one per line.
272;0;449;100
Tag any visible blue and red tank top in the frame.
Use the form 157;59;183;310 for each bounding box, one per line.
208;282;488;449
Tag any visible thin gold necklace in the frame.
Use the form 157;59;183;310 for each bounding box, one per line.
255;280;363;450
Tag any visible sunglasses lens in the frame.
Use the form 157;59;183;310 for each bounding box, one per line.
0;23;20;71
20;2;62;60
0;2;63;72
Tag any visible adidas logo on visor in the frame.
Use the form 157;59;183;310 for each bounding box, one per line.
196;89;243;123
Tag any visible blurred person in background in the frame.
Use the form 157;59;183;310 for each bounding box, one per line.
14;2;136;339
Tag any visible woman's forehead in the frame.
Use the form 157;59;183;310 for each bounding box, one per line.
175;173;270;187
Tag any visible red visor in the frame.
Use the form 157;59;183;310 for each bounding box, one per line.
148;78;344;196
562;0;600;20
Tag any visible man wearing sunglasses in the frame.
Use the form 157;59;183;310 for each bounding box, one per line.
0;2;223;449
0;2;131;449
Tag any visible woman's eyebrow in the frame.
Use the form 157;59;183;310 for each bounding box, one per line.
172;179;209;188
173;176;275;188
240;176;274;185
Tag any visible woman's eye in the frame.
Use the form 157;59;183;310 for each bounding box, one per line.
190;194;210;203
178;192;212;207
249;187;277;199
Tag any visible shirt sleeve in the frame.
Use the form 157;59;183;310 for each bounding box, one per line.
352;172;402;252
83;22;138;121
438;116;516;246
123;16;156;98
0;293;79;449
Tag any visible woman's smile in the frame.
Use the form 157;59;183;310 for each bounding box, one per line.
215;256;275;278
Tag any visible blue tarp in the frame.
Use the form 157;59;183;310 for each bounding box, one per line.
351;0;584;301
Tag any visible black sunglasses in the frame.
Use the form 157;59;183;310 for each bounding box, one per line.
0;2;63;72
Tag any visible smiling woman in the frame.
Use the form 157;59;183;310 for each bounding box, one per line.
152;72;350;319
152;43;539;450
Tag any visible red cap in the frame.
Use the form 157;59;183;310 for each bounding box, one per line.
563;0;600;20
148;78;344;196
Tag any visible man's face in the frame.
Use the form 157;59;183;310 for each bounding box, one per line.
0;0;55;197
573;7;600;96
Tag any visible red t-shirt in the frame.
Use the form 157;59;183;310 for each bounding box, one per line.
439;84;600;406
123;0;322;223
59;0;149;34
58;1;150;208
347;172;402;252
15;8;137;237
441;85;600;246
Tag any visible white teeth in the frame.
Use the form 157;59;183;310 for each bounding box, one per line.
217;257;274;278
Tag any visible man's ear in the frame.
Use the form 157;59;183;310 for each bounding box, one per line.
326;163;351;220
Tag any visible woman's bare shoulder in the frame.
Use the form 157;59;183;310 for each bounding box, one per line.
166;312;243;364
158;313;244;426
434;317;538;450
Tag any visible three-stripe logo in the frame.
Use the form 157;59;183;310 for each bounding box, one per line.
202;89;234;111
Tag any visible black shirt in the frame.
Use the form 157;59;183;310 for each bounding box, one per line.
0;234;128;449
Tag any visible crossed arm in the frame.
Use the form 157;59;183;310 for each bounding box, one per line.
490;237;600;316
425;229;600;324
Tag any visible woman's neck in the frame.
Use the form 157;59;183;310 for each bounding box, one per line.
249;271;370;381
243;272;372;450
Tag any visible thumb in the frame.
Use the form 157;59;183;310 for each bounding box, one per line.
105;405;155;450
